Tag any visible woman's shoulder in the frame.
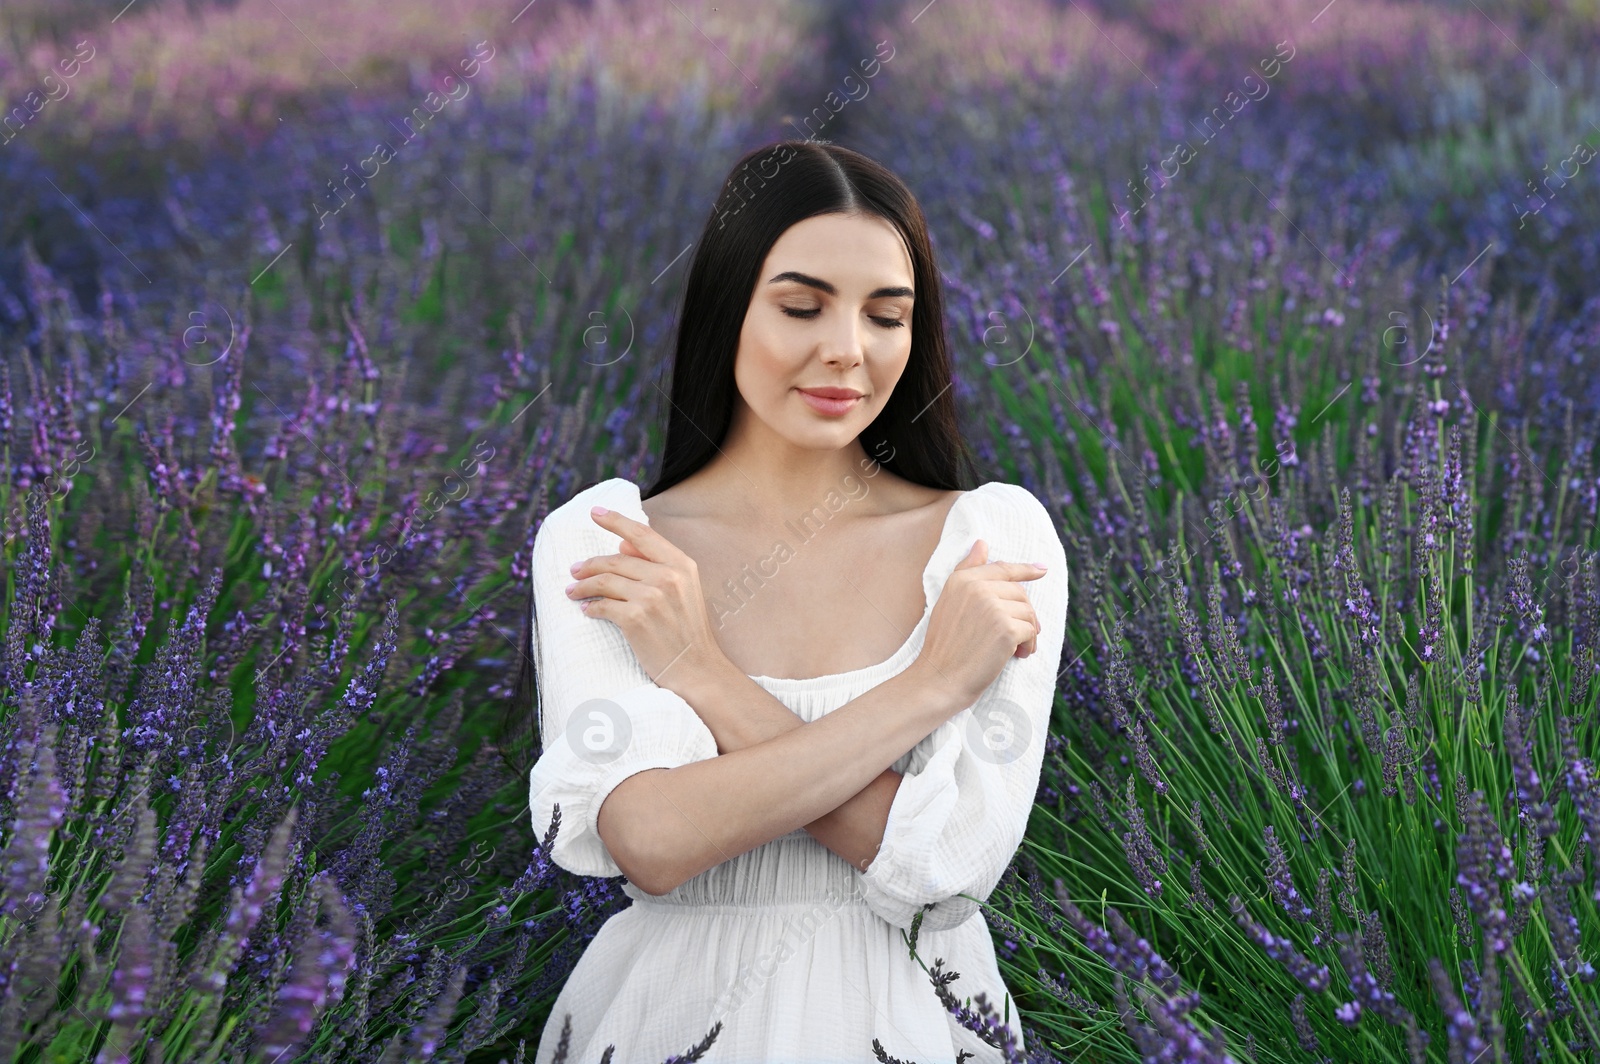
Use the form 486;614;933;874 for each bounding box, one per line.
539;477;639;525
966;480;1053;524
961;480;1066;560
532;477;641;554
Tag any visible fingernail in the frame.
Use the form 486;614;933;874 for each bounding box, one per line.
591;505;608;516
570;561;582;575
564;582;577;595
1033;563;1048;570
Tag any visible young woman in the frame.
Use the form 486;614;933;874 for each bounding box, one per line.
518;140;1069;1062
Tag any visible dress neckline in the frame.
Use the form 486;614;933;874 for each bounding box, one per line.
607;477;991;691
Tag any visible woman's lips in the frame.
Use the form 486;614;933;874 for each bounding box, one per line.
796;389;862;416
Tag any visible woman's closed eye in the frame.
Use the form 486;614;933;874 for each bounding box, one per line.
781;306;906;329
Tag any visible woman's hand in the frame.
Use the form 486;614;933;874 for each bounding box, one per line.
565;506;727;696
913;539;1045;710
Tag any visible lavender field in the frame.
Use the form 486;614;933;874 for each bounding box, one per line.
2;0;1599;1060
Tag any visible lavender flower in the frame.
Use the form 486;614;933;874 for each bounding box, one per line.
1228;895;1329;992
1313;868;1334;947
1189;800;1218;868
1361;911;1395;992
1121;777;1167;898
1186;859;1215;912
1053;879;1179;995
1454;790;1513;954
196;808;299;993
1337;838;1361;919
1503;688;1558;839
1428;956;1490;1063
0;727;66;918
1336;931;1412;1029
926;959;1025;1064
254;872;360;1060
1290;992;1320;1054
1263;824;1313;922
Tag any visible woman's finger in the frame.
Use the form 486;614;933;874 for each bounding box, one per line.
570;551;659;583
589;506;684;565
567;571;635;603
1001;599;1041;634
982;580;1036;604
971;560;1049;583
1010;609;1039;657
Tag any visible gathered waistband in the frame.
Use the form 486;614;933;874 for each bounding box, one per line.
619;832;880;912
624;880;871;914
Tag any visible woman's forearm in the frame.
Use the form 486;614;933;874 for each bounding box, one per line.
665;654;908;872
600;660;967;896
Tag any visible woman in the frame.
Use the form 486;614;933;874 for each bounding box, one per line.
518;140;1069;1062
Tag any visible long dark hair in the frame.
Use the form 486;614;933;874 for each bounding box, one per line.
499;139;979;776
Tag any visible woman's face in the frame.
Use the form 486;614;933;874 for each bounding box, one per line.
730;211;916;453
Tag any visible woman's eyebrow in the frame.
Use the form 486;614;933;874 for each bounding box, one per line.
766;270;913;300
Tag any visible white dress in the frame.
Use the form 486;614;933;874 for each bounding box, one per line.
526;477;1069;1063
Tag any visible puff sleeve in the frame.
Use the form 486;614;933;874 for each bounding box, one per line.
526;479;720;879
856;483;1069;932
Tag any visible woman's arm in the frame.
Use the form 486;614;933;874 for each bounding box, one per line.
601;655;969;896
608;483;1069;924
526;481;726;886
661;651;947;875
561;485;1047;897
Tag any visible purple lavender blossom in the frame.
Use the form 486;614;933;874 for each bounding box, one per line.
1262;824;1314;922
1228;895;1329;992
1428;956;1490;1063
